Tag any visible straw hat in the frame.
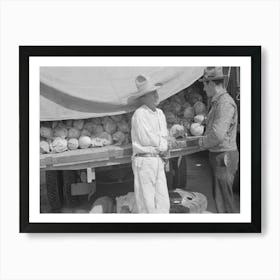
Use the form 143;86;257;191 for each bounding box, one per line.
199;67;226;82
127;74;162;104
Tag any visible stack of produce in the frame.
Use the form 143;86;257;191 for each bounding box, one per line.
40;85;207;154
40;114;131;154
158;88;207;139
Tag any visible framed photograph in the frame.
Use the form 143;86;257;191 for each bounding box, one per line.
20;46;261;233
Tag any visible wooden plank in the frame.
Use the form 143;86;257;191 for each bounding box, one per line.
40;156;133;171
41;146;110;164
40;140;204;171
40;148;203;171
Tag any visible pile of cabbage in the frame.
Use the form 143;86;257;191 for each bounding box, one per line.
40;114;132;154
158;89;207;141
40;87;207;154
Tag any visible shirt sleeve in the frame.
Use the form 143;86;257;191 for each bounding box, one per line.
158;110;168;152
200;101;235;149
131;111;158;154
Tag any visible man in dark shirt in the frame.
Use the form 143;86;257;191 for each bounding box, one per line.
198;67;239;213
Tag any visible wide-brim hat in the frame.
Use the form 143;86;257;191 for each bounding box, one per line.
199;67;226;82
126;74;162;104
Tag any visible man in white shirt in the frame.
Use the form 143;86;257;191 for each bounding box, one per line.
130;74;170;213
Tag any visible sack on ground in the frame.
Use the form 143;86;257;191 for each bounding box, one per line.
169;188;207;213
89;196;115;213
116;192;138;213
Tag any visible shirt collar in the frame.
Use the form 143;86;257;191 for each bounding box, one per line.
211;90;227;103
142;104;158;114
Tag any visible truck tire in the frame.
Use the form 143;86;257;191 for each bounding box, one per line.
62;170;80;208
45;170;63;210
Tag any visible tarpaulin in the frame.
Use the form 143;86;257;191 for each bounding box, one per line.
40;67;204;121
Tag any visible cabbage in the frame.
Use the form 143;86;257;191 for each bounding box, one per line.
177;91;187;103
193;101;206;115
92;125;104;136
190;123;204;136
101;116;111;125
169;124;186;139
103;118;117;134
73;119;84;130
91;118;102;125
98;132;113;146
182;102;191;109
161;100;171;111
56;121;67;129
91;137;104;147
68;138;79;150
165;111;178;124
171;94;185;105
167;136;177;149
170;95;181;104
112;131;126;146
183;107;195;120
83;121;96;133
50;137;68;153
117;120;130;133
169;102;182;114
64;120;73;129
188;92;203;105
40;127;53;139
68;128;80;139
194;114;205;124
53;126;68;139
80;128;91;137
78;136;92;149
40;141;50;154
52;121;58;129
40;121;51;128
180;119;191;132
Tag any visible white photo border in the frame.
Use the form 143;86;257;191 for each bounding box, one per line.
30;56;250;223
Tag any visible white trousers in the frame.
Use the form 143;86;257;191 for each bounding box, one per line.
132;157;170;213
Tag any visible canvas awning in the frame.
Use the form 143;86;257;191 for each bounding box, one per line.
40;67;204;121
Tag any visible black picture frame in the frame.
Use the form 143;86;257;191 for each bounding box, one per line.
20;46;261;233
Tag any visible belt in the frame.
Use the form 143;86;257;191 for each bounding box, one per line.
134;152;169;167
135;153;159;157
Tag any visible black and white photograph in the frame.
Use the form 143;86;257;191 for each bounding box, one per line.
20;46;261;232
39;66;240;215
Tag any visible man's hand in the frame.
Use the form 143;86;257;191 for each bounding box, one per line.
154;146;170;158
159;149;170;159
155;147;161;154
